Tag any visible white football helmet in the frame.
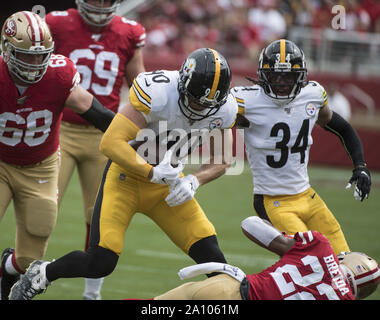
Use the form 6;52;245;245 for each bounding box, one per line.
338;251;380;299
76;0;121;27
1;11;54;84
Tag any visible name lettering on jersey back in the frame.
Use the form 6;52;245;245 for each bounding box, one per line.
16;107;33;113
89;44;104;50
323;254;350;296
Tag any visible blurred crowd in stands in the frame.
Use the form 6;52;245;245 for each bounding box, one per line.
135;0;380;60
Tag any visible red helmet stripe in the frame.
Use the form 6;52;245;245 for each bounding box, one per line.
355;267;380;287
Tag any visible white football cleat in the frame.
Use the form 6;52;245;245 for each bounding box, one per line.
9;260;50;300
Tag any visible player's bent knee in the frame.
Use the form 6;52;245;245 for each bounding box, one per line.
188;236;227;267
25;199;57;237
86;245;119;278
98;230;124;255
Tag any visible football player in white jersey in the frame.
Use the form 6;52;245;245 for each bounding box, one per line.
231;39;371;255
9;48;240;300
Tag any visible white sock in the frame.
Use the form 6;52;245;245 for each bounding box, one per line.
83;277;104;299
4;253;19;276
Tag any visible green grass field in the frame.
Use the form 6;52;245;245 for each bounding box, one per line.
0;163;379;300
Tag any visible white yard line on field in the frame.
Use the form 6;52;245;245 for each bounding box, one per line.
134;249;276;268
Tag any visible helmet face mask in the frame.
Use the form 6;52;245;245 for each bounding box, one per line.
258;39;307;106
76;0;121;27
178;48;231;121
1;11;54;84
338;251;380;300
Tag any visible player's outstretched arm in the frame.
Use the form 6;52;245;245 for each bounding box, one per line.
165;128;233;207
317;105;371;201
194;128;233;185
99;103;153;178
64;85;115;132
241;216;295;256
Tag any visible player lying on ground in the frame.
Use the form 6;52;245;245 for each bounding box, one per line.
153;217;380;300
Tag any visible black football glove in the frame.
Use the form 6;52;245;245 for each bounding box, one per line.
346;166;371;201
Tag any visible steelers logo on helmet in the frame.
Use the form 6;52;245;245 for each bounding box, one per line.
1;11;54;84
258;39;307;106
76;0;121;27
178;48;231;122
182;58;196;77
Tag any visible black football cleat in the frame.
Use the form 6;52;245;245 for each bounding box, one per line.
1;248;20;300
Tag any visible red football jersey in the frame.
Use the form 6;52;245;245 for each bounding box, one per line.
0;55;79;165
246;231;355;300
46;9;146;125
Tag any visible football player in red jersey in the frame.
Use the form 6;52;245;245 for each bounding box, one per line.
45;0;146;300
153;216;380;300
0;11;114;300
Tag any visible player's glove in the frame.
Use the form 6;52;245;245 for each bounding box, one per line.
165;174;200;207
150;150;184;184
345;165;371;201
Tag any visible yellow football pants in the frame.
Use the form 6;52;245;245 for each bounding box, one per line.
94;162;217;255
254;187;350;254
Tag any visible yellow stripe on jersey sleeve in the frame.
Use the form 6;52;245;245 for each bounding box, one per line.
322;89;328;107
129;80;151;115
234;97;245;114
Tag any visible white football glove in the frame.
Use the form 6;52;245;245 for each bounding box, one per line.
165;174;200;207
150;150;184;184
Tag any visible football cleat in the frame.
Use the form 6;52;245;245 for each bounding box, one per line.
83;292;101;300
9;260;50;300
1;248;20;300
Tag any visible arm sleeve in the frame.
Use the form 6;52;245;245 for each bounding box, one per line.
79;97;115;132
99;113;152;177
323;111;366;167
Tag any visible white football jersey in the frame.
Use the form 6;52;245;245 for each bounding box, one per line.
232;81;328;195
129;70;238;164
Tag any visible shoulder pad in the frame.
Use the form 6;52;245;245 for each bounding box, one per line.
49;54;80;92
114;16;146;48
231;85;259;114
129;71;170;114
305;81;328;107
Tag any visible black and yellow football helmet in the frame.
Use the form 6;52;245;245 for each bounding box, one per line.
178;48;231;121
258;39;307;105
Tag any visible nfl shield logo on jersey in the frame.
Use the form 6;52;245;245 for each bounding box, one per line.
305;103;317;117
